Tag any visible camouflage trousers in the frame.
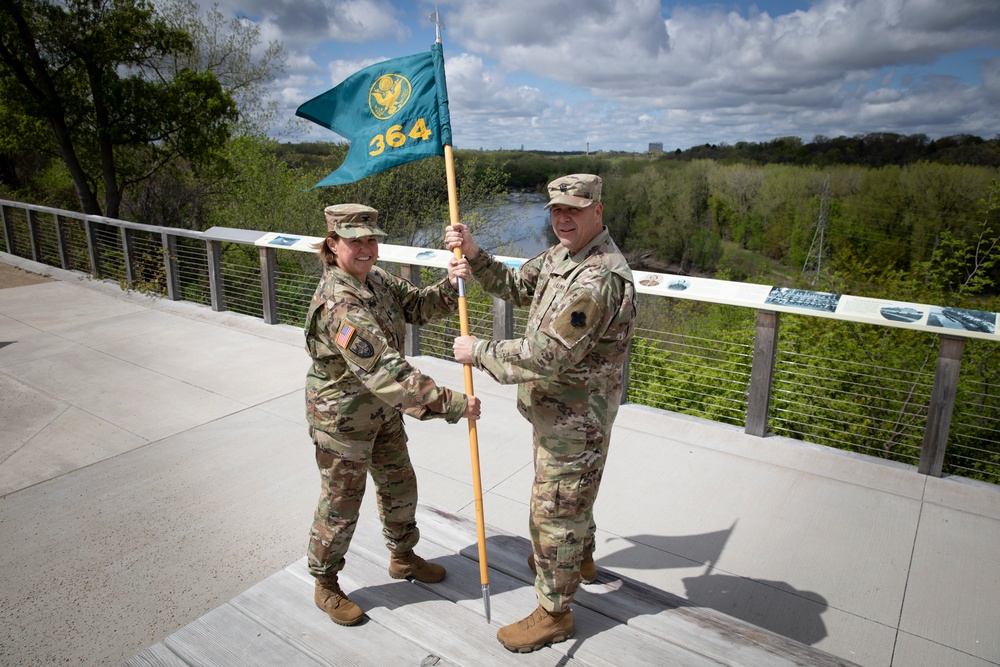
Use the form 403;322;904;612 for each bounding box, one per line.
529;423;610;612
307;414;421;579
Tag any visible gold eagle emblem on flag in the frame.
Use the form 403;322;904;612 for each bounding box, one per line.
369;73;412;119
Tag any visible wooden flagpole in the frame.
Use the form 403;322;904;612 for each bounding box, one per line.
445;144;490;624
435;11;490;624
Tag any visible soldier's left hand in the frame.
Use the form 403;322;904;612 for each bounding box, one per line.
445;223;480;259
463;395;481;420
448;257;471;288
453;335;477;364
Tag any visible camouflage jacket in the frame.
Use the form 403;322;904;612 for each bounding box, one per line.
305;265;468;439
468;227;637;434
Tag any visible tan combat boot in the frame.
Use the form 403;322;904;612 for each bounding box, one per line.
497;605;575;653
314;576;364;626
388;550;446;583
527;552;597;584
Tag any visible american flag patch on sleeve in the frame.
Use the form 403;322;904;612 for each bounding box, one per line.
335;322;355;349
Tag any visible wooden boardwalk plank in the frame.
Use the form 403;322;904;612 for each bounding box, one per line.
121;642;191;667
288;547;586;667
413;505;859;667
233;568;460;667
344;511;723;667
125;504;860;667
164;604;327;667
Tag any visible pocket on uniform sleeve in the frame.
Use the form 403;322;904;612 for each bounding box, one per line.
500;337;534;362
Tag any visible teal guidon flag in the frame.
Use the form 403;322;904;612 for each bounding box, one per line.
296;43;452;188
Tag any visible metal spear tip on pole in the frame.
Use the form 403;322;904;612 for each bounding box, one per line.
482;584;491;624
429;7;445;40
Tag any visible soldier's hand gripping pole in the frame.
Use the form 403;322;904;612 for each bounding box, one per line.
444;144;490;623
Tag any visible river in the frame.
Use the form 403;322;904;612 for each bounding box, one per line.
487;191;554;259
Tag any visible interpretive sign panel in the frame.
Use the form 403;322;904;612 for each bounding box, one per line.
255;233;998;342
255;232;525;269
633;269;999;341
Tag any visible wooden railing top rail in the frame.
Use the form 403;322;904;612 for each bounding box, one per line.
0;199;205;240
3;197;998;343
252;230;1000;343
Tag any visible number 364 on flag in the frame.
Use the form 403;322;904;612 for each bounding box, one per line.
369;117;434;157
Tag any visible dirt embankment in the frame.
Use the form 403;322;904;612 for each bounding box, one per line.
628;252;698;277
0;262;55;289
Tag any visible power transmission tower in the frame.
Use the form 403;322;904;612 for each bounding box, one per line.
802;174;830;281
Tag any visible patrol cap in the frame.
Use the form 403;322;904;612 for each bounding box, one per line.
543;174;602;210
324;204;386;238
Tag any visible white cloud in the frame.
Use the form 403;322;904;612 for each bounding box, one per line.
214;0;409;46
445;53;546;116
982;57;1000;103
204;0;1000;149
444;0;671;87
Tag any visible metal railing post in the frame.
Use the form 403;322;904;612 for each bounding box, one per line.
54;214;70;269
746;310;780;437
206;239;226;312
26;209;41;262
1;205;13;254
259;246;278;324
161;232;180;300
400;263;421;356
621;339;632;404
492;297;514;340
918;335;965;477
120;226;135;286
84;218;102;278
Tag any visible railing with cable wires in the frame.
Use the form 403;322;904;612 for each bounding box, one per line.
2;198;998;485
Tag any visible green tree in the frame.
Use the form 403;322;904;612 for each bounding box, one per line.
0;0;242;218
784;181;1000;476
202;135;324;235
312;150;512;251
156;0;284;137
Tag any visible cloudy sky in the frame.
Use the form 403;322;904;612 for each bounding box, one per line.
204;0;1000;153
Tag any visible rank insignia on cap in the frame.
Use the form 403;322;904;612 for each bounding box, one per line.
336;322;355;349
571;311;587;327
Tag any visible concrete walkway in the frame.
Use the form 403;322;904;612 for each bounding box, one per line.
1;251;998;667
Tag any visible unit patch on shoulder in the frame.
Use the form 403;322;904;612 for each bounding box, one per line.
335;319;385;372
349;335;374;358
550;292;602;348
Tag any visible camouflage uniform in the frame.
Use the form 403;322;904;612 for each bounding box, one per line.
305;262;468;580
466;226;637;612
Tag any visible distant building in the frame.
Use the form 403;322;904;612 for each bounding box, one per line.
648;142;663;153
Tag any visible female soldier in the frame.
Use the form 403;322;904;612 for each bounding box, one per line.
305;203;480;626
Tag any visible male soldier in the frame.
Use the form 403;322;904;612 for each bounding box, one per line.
447;174;637;652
